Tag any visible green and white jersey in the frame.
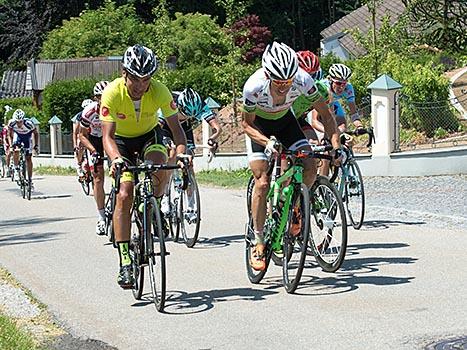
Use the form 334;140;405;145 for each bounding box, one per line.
241;67;320;120
291;79;329;118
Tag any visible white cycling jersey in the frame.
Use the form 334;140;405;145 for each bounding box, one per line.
241;67;320;120
80;102;102;137
8;118;35;135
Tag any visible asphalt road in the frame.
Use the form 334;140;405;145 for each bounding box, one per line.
0;175;466;350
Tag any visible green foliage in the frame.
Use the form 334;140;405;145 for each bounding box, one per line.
35;165;76;175
41;78;96;131
40;0;150;59
160;12;230;69
318;53;342;77
160;63;256;105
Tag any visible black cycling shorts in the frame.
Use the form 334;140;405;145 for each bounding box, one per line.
115;126;165;166
88;135;104;166
249;110;308;155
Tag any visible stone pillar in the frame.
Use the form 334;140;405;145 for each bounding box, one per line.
48;115;63;158
367;74;402;156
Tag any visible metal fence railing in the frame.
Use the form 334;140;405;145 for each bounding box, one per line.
398;92;467;151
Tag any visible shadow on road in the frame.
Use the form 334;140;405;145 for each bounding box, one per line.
0;231;63;246
193;234;244;249
131;287;278;314
0;216;87;229
363;219;426;229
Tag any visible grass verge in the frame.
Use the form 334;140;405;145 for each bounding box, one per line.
0;313;43;350
196;168;251;189
34;166;76;176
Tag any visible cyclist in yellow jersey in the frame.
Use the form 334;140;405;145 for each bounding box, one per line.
101;44;187;288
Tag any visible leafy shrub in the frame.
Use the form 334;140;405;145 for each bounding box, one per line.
0;97;42;125
41;78;96;132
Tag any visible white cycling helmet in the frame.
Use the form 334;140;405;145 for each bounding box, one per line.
12;109;25;121
93;81;109;96
262;42;298;80
122;44;158;78
329;63;352;81
81;99;93;108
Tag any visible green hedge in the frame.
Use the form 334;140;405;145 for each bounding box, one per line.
41;78;97;132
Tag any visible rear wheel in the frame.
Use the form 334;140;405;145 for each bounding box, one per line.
344;160;365;229
282;184;310;293
167;172;181;242
309;176;347;272
179;169;201;248
148;197;166;312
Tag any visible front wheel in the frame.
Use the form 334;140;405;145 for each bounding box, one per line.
309;176;348;273
344;160;365;229
179;170;201;248
282;183;310;293
148;197;166;312
130;208;145;301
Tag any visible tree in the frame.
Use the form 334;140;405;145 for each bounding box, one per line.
402;0;466;52
40;0;150;59
230;15;271;63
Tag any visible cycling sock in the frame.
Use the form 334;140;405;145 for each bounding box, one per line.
254;229;264;245
117;241;131;266
98;209;105;221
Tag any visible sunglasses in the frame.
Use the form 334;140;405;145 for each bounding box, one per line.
332;80;347;87
271;78;293;87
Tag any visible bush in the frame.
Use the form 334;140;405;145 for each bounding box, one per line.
41;78;98;132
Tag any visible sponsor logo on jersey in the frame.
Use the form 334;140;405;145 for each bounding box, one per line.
117;113;126;120
307;86;317;95
101;107;110;117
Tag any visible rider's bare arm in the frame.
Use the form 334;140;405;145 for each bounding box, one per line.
78;126;96;153
348;101;364;128
165;112;187;155
312;98;340;150
207;117;222;141
241;111;269;147
102;121;121;161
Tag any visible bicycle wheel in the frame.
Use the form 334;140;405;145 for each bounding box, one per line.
104;194;116;248
344;160;365;229
309;176;347;272
246;175;254;216
244;216;271;284
130;208;145;300
147;197;166;311
20;162;26;198
80;174;91;195
282;183;310;293
0;157;5;178
27;178;32;200
167;173;181;242
179;169;201;248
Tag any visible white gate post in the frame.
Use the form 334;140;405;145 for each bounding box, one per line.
48;115;63;158
368;74;402;156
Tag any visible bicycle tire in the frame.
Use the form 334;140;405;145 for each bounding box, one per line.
246;175;254;216
179;169;201;248
27;178;31;200
104;194;116;248
309;176;348;272
167;174;181;242
20;161;26;198
244;216;271;284
282;183;310;293
130;205;145;300
148;197;166;312
345;160;365;229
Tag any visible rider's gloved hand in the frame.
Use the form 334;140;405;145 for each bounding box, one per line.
264;137;280;158
110;157;124;177
332;148;346;166
355;127;367;136
207;138;218;153
33;145;39;155
176;153;192;168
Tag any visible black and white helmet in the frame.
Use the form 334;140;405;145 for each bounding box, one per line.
12;109;25;121
93;81;109;96
262;42;298;80
122;44;158;78
328;63;352;81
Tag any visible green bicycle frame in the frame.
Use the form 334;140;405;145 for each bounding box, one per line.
266;160;304;252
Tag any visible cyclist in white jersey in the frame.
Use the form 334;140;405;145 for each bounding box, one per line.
79;81;108;235
8;109;39;184
72;99;93;177
241;42;342;271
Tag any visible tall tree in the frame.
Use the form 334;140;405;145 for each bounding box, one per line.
402;0;466;52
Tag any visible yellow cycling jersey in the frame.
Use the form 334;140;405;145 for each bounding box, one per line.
100;77;178;138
